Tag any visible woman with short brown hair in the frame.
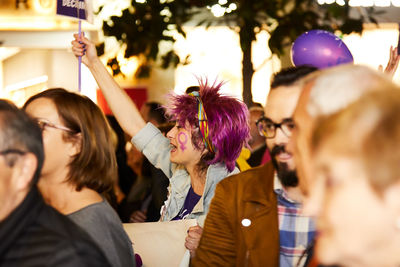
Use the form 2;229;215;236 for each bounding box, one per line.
24;88;135;267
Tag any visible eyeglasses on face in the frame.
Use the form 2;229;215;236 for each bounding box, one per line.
0;149;26;156
36;119;74;133
255;116;295;139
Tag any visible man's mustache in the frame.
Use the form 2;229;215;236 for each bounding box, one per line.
271;145;286;157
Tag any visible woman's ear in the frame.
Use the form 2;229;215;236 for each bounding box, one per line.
68;132;82;157
12;153;37;192
201;146;208;156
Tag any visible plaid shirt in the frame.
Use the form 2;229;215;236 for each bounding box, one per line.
274;174;316;267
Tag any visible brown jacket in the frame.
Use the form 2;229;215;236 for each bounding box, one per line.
192;162;279;267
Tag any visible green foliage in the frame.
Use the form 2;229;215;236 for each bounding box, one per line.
196;0;374;55
98;0;198;78
99;0;377;104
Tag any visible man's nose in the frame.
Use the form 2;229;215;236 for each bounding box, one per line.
274;127;290;146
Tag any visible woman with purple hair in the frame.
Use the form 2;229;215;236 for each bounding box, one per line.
72;35;250;257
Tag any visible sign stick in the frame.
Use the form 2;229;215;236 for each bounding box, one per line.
78;20;82;92
77;1;82;92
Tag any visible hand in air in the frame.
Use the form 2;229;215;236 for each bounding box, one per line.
71;33;98;67
378;46;400;79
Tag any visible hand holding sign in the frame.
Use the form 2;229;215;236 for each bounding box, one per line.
71;34;98;67
185;225;203;258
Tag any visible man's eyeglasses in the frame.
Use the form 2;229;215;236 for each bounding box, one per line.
36;119;74;133
0;149;26;156
255;117;295;139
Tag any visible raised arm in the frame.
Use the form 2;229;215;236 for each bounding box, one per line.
378;46;400;79
71;34;146;137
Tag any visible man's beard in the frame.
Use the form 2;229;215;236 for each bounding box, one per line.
270;144;299;188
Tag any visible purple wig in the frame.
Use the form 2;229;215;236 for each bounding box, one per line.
165;79;250;172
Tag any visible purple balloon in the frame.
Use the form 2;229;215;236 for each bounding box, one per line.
291;30;353;69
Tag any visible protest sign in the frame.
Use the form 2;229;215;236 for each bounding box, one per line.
123;219;197;267
56;0;93;23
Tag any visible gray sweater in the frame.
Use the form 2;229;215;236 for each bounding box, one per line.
68;200;135;267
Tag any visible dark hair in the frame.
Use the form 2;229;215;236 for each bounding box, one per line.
251;102;263;108
23;88;116;194
145;102;166;125
271;65;318;89
0;99;44;186
185;86;200;94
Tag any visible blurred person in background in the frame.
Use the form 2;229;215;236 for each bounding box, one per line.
120;123;174;223
288;63;398;267
310;87;400;267
118;101;170;223
107;114;137;204
290;64;397;199
247;105;268;167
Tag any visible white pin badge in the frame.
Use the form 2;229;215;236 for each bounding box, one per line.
241;218;251;227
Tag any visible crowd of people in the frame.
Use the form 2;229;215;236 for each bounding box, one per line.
0;33;399;267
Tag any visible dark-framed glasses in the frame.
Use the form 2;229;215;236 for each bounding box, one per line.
255;117;295;139
36;119;74;133
0;149;26;156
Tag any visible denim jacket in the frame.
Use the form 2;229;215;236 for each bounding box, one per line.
132;123;239;226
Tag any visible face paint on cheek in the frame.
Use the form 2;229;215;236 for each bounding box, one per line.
178;132;188;151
